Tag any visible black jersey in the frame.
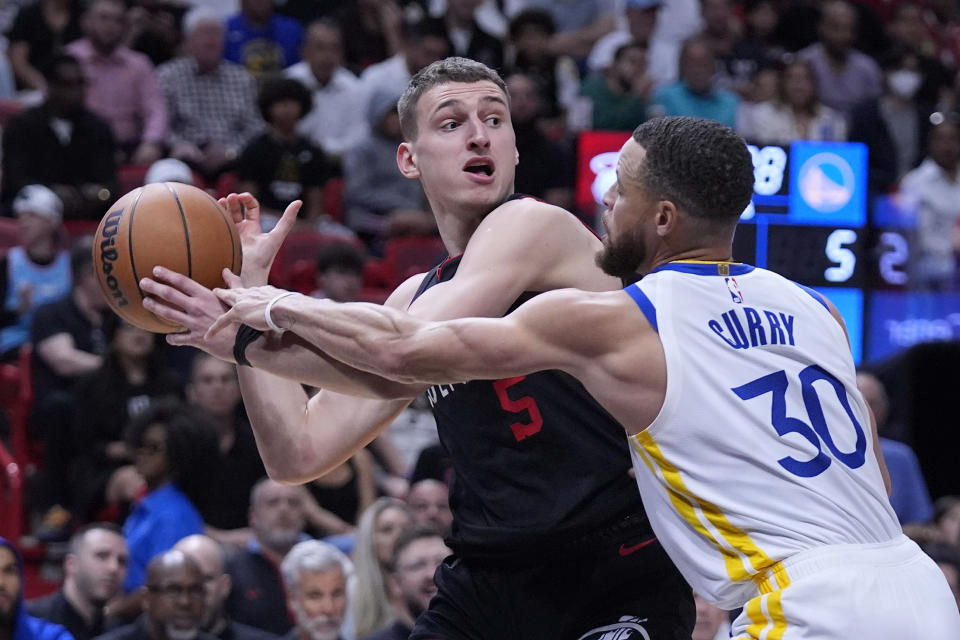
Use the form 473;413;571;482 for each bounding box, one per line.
410;218;645;562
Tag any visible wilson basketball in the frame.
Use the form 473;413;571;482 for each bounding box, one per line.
93;182;242;333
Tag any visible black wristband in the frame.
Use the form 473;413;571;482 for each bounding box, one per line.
233;324;264;367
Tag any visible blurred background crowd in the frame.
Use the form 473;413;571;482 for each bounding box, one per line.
0;0;959;638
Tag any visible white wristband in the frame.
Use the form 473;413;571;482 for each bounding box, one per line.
264;292;296;333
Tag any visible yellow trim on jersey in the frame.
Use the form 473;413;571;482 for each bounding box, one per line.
630;431;792;592
740;591;789;639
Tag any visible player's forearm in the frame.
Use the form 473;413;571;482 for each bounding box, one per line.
271;296;433;384
244;330;421;399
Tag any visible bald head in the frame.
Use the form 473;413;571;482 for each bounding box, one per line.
147;550;201;583
144;550;206;639
174;535;225;576
174;536;231;631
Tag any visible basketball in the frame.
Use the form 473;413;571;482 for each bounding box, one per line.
92;182;243;333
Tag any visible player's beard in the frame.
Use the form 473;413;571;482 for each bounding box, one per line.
596;229;646;281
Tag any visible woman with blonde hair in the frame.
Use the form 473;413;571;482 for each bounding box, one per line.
352;497;414;637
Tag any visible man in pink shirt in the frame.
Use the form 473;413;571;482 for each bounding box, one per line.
67;0;167;165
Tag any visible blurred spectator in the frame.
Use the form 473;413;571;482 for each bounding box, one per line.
237;78;331;223
1;54;117;220
174;535;277;640
186;354;266;536
649;37;739;127
0;539;73;640
158;8;264;183
4;0;82;92
96;550;216;640
439;0;503;71
224;479;309;635
504;10;580;125
405;479;452;536
27;524;129;640
358;17;449;114
29;239;108;531
886;2;952;109
934;496;960;546
921;0;960;72
305;447;377;538
775;0;889;59
699;0;743;92
361;526;450;640
587;0;668;82
796;0;882;119
72;319;183;526
336;0;404;74
343;84;428;248
66;0;167;165
899;119;960;289
737;60;846;145
510;0;616;59
507;73;574;209
856;371;933;525
125;0;184;67
848;49;931;193
223;0;303;78
311;243;365;302
0;186;70;363
691;593;729;640
580;41;653;131
280;541;352;640
351;499;412;639
728;0;785;92
121;399;219;594
285;20;367;161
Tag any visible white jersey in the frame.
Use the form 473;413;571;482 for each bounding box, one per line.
626;261;901;610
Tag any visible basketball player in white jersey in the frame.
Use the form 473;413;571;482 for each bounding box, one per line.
209;116;960;638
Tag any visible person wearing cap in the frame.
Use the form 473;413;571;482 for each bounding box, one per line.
0;184;71;363
145;159;196;186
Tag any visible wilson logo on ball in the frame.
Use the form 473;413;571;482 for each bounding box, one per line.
99;207;129;307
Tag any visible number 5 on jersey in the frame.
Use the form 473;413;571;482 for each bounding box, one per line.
493;376;543;442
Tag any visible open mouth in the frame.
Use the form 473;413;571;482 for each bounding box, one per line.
463;158;495;177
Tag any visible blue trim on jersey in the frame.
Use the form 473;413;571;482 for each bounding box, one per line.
794;282;830;311
625;284;658;332
650;262;755;276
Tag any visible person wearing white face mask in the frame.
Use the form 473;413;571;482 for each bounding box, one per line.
849;49;932;192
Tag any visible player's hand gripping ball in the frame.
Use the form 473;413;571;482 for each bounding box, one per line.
93;182;242;333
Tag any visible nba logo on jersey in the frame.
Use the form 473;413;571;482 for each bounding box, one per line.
725;277;744;304
577;616;651;640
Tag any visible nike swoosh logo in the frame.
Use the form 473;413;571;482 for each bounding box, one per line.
618;537;657;556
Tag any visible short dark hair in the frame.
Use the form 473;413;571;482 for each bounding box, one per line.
508;9;556;40
68;522;123;556
316;242;365;275
257;76;313;122
398;57;509;141
123;398;220;507
389;525;444;572
613;41;646;63
631;117;755;223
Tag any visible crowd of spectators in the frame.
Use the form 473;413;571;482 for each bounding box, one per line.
0;0;960;638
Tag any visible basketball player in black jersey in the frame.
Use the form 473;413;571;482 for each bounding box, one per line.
140;58;694;639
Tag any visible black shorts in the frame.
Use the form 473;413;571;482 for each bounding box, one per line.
409;519;695;640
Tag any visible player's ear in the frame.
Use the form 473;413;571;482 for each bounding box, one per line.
514;146;519;166
655;200;678;237
397;142;421;179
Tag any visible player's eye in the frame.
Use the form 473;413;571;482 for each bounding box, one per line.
486;116;502;126
441;120;459;130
